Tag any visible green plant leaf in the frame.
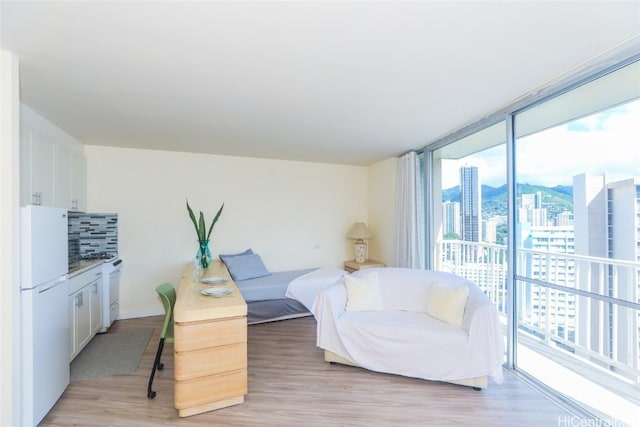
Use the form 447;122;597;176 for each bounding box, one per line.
207;203;224;240
187;199;225;243
198;212;206;241
186;200;200;240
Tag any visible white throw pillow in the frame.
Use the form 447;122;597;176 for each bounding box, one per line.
344;272;384;312
426;283;470;327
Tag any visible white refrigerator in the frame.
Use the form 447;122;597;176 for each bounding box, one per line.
20;205;69;427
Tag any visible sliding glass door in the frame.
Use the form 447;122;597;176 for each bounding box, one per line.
427;121;507;362
513;61;640;425
424;58;639;424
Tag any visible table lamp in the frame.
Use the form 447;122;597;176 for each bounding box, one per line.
347;222;372;263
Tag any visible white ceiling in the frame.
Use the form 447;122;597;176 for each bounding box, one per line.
2;1;639;166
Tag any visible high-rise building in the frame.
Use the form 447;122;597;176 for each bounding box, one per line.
483;217;498;243
460;165;481;242
519;192;548;226
517;224;576;337
554;210;574;226
606;177;640;368
442;201;460;237
521;192;541;209
573;173;640;370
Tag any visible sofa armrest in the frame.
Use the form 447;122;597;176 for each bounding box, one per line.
313;281;346;319
461;283;491;332
314;281;355;359
461;282;505;384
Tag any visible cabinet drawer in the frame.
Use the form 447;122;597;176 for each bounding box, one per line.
174;369;247;409
175;343;246;381
174;317;246;352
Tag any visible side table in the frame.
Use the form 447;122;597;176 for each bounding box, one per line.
343;259;385;273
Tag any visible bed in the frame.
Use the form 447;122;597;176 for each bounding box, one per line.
236;269;316;324
220;249;345;324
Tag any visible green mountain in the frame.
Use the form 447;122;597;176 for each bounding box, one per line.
442;184;574;219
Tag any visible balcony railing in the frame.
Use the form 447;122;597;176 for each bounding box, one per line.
436;239;640;387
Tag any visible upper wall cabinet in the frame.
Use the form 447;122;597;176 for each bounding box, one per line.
20;126;55;207
20;104;87;211
70;152;87;212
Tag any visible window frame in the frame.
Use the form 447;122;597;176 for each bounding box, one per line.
419;48;640;420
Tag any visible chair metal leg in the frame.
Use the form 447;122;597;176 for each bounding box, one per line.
147;337;165;399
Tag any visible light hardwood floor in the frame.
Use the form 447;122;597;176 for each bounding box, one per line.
41;316;571;426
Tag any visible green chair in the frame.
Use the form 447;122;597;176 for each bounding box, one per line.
147;282;176;399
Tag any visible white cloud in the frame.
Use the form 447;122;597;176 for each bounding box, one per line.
440;99;640;189
517;100;639;186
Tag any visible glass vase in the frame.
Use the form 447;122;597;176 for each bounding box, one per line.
196;240;212;269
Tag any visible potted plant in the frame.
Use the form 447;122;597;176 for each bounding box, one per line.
186;200;224;268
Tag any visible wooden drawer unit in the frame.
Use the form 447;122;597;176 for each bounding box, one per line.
173;260;248;417
175;369;247;411
175;343;247;381
174;316;246;352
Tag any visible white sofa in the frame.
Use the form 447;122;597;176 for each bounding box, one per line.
313;268;504;389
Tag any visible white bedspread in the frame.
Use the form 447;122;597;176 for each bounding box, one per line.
285;266;346;312
314;268;504;385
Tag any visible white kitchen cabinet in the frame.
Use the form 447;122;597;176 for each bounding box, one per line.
70;151;87;211
71;286;92;357
68;266;103;361
20;103;87;210
89;280;102;336
20;126;55;206
68;293;74;360
54;142;72;209
53;141;87;211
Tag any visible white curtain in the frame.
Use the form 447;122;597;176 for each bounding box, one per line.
395;151;424;269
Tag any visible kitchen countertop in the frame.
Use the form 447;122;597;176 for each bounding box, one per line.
68;259;104;278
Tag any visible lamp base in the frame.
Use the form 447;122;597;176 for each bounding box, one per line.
354;242;367;264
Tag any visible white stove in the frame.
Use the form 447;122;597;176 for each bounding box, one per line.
100;256;122;332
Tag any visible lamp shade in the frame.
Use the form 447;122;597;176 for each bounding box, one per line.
346;222;373;240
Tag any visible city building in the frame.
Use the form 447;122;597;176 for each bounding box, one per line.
574;173;640;371
519;192;548;226
483;217;498;244
517;224;576;338
442;201;460;237
554;211;574;226
460;165;481;242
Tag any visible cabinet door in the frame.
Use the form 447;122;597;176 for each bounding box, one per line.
69;293;77;361
28;131;55;206
75;286;92;353
54;142;72;209
20;105;87;208
20;127;33;206
70;152;87;211
90;280;102;336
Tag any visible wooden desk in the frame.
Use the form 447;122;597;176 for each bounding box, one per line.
173;260;247;417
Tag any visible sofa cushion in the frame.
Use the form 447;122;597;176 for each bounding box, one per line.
426;282;469;327
344;272;384;312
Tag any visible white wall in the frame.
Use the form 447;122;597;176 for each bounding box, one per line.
0;50;22;427
367;157;398;266
85;146;368;318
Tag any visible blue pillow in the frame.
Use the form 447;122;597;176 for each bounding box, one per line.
222;253;271;281
219;248;254;264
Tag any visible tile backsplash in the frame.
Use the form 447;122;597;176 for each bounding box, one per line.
68;212;118;259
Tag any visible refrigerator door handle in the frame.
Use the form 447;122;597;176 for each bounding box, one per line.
37;277;67;294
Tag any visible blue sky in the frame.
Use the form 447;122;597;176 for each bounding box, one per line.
442;98;640;188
